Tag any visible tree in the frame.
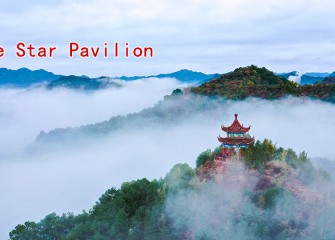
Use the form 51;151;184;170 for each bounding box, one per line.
171;88;183;95
165;163;195;192
196;149;213;168
9;222;42;240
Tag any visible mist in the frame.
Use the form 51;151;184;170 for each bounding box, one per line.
1;82;335;238
166;160;335;239
0;77;186;156
288;71;303;84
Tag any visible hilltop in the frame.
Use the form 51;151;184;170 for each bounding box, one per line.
9;139;333;240
191;65;335;102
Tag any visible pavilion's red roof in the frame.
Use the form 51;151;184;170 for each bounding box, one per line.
221;114;251;133
218;136;254;145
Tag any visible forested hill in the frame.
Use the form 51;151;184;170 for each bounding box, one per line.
9;140;333;239
191;65;335;102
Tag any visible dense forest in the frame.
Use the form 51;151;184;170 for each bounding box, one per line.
10;140;334;240
191;65;335;102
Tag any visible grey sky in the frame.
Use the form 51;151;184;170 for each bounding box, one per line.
0;0;334;76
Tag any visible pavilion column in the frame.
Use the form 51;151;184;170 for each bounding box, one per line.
229;148;233;158
222;147;227;157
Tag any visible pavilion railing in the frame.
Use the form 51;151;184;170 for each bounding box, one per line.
214;154;229;161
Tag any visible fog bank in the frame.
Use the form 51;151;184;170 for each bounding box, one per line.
1;85;334;238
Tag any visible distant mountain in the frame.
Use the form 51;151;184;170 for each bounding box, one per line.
317;71;335;84
321;76;335;85
118;69;219;83
46;75;121;90
0;67;219;88
328;71;335;77
322;71;335;84
276;72;331;85
305;72;330;78
1;67;334;90
0;67;62;87
300;75;325;85
299;72;330;85
191;65;335;102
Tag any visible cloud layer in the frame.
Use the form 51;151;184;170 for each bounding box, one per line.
0;78;185;155
1;81;335;238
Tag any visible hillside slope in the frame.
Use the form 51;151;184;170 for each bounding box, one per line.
191;65;335;102
0;68;61;87
9;140;333;240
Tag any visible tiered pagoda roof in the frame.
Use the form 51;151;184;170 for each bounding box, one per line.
221;114;250;133
217;136;254;145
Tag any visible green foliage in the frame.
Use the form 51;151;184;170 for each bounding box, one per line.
243;140;329;187
171;88;183;95
9;141;332;240
9;213;80;240
165;163;195;192
195;147;222;168
9;222;42;240
251;187;293;208
284;150;318;185
191;65;335;102
10;178;171;240
116;179;161;217
243;139;277;169
196;149;213;168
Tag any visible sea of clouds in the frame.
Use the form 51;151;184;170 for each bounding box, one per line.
0;79;334;239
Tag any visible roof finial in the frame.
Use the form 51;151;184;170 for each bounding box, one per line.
235;113;238;120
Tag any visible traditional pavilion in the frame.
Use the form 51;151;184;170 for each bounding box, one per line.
216;114;254;160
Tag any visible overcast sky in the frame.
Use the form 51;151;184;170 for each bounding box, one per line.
0;0;335;77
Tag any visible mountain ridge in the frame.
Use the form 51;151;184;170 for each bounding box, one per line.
45;75;122;90
0;67;333;88
0;68;219;88
117;69;219;83
191;65;335;101
0;67;62;87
